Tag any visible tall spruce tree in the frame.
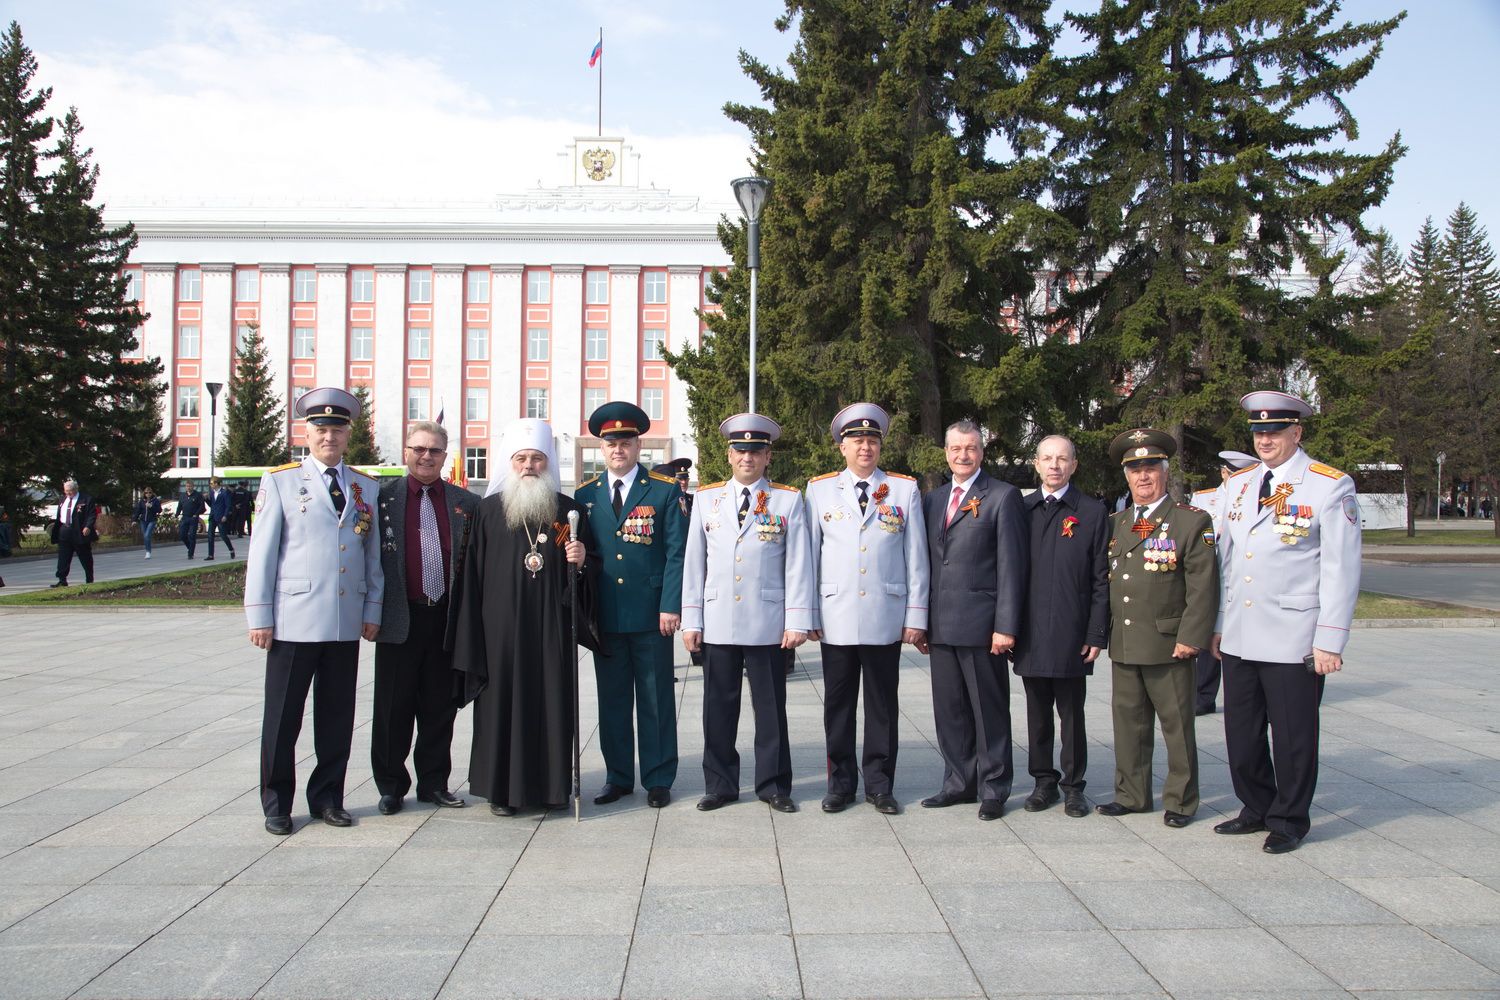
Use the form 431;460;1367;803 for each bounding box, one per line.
217;322;287;466
344;384;384;466
670;1;1059;487
1402;217;1463;517
1438;203;1500;534
1049;0;1405;486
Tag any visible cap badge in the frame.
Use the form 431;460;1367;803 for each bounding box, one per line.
1260;410;1269;419
1128;430;1149;443
862;419;870;427
1134;447;1148;458
323;406;333;415
614;420;623;429
743;432;751;440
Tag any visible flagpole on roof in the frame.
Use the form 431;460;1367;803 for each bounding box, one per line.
597;27;603;136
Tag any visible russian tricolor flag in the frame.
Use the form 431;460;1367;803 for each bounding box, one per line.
589;39;602;67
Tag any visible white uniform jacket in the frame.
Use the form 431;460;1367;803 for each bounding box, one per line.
1213;449;1361;659
244;458;385;642
681;477;815;645
805;468;929;644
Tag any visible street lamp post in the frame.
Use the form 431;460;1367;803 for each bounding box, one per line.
1436;451;1446;522
206;382;224;484
732;176;772;413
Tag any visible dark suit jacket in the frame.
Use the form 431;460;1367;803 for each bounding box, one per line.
208;489;233;522
50;494;98;546
923;471;1028;648
1013;487;1110;677
374;476;479;645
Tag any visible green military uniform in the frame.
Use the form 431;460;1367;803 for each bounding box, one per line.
1104;430;1219;818
576;404;689;798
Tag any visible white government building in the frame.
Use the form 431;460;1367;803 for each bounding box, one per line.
112;136;730;490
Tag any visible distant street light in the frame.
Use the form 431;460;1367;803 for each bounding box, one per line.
732;176;772;413
1436;451;1446;522
206;382;224;484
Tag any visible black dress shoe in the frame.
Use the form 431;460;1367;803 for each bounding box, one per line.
865;792;899;815
761;794;797;813
1095;801;1136;817
696;793;736;812
647;786;670;808
316;806;353;827
489;802;517;817
1024;786;1060;812
204;556;214;561
417;788;465;808
1214;816;1267;835
378;795;403;815
1263;831;1302;854
593;783;631;805
821;792;855;813
920;791;976;809
1195;704;1217;716
1163;810;1192;828
978;799;1004;821
50;581;67;588
264;815;292;836
1063;792;1089;818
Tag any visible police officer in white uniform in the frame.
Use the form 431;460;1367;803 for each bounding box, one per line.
805;403;928;814
1210;391;1361;854
1191;450;1257;715
245;387;384;835
681;413;815;813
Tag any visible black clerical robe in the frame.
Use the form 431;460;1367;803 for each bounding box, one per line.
449;492;599;809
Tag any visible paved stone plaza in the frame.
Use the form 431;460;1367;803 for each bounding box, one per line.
1;609;1498;999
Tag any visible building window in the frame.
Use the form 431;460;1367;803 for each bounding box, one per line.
350;327;373;361
527;270;550;304
236;324;255;353
580;448;605;479
465;387;488;422
466;326;488;360
177;325;200;359
407;387;431;421
293;327;316;359
408;269;432;303
642;327;666;361
643;270;667;304
641;388;663;421
465;447;488;481
586;270;609;304
177;385;200;418
583;387;606;421
235;269;259;301
292;268;316;302
290;445;309;462
291;386;310;410
467;270;490;303
525;388;549;420
527;327;549;362
175;447;199;468
350;268;374;303
408;326;431;360
583;327;608;362
124;330;142;357
122;270;141;302
178;269;201;302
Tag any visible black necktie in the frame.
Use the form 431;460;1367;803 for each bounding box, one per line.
612;479;624;516
1259;470;1273;506
326;468;345;515
1045;495;1059;507
1135;504;1147;522
738;487;750;527
856;480;869;514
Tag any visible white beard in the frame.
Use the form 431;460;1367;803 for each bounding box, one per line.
501;470;560;531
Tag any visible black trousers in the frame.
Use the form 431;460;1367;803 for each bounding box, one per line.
1195;648;1221;712
371;602;458;799
180;519;198;557
1222;652;1325;840
55;537;93;583
260;638;359;817
821;642;901;796
702;643;791;799
1022;675;1087;793
929;643;1014;801
206;517;235;557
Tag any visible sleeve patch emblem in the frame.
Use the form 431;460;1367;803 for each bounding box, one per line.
1342;494;1360;525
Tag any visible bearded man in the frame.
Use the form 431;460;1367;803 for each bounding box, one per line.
449;420;599;815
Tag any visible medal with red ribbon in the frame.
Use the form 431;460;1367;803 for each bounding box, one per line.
1061;514;1078;538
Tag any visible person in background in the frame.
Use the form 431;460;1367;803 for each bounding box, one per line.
134;487;162;560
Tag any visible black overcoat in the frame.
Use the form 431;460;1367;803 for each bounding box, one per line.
1012;487;1110;678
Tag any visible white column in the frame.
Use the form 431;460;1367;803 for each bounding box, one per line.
315;264;348;389
491;263;523;431
258;265;291;424
552;264;584;487
199;263;234;468
432;263;465;440
667;266;702;461
141;263;178;445
373;264;407;461
609;265;640;405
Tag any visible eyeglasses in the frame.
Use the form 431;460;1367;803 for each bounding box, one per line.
405;446;446;457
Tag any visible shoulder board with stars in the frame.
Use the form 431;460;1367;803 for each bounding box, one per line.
577;475;600;489
772;482;799;492
1308;462;1346;480
1227;464;1258;479
808;471;840;483
699;480;727;491
1175;502;1205;513
886;471;916;482
1192;487;1215;497
269;461;300;474
649;472;677;485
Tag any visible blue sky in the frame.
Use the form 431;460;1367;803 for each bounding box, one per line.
9;0;1497;255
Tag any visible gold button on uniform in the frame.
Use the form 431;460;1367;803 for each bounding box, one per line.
1123;618;1131;626
1244;575;1252;583
735;595;742;602
339;588;345;596
1122;574;1130;580
859;568;867;575
1244;599;1253;607
340;544;346;551
616;553;623;560
617;578;624;585
340;566;346;574
859;590;866;597
859;545;867;553
1122;596;1130;603
735;575;741;582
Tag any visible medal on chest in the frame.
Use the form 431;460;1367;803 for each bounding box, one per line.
524;522;545;578
1142;533;1178;572
1275;504;1312;544
622;505;655;545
